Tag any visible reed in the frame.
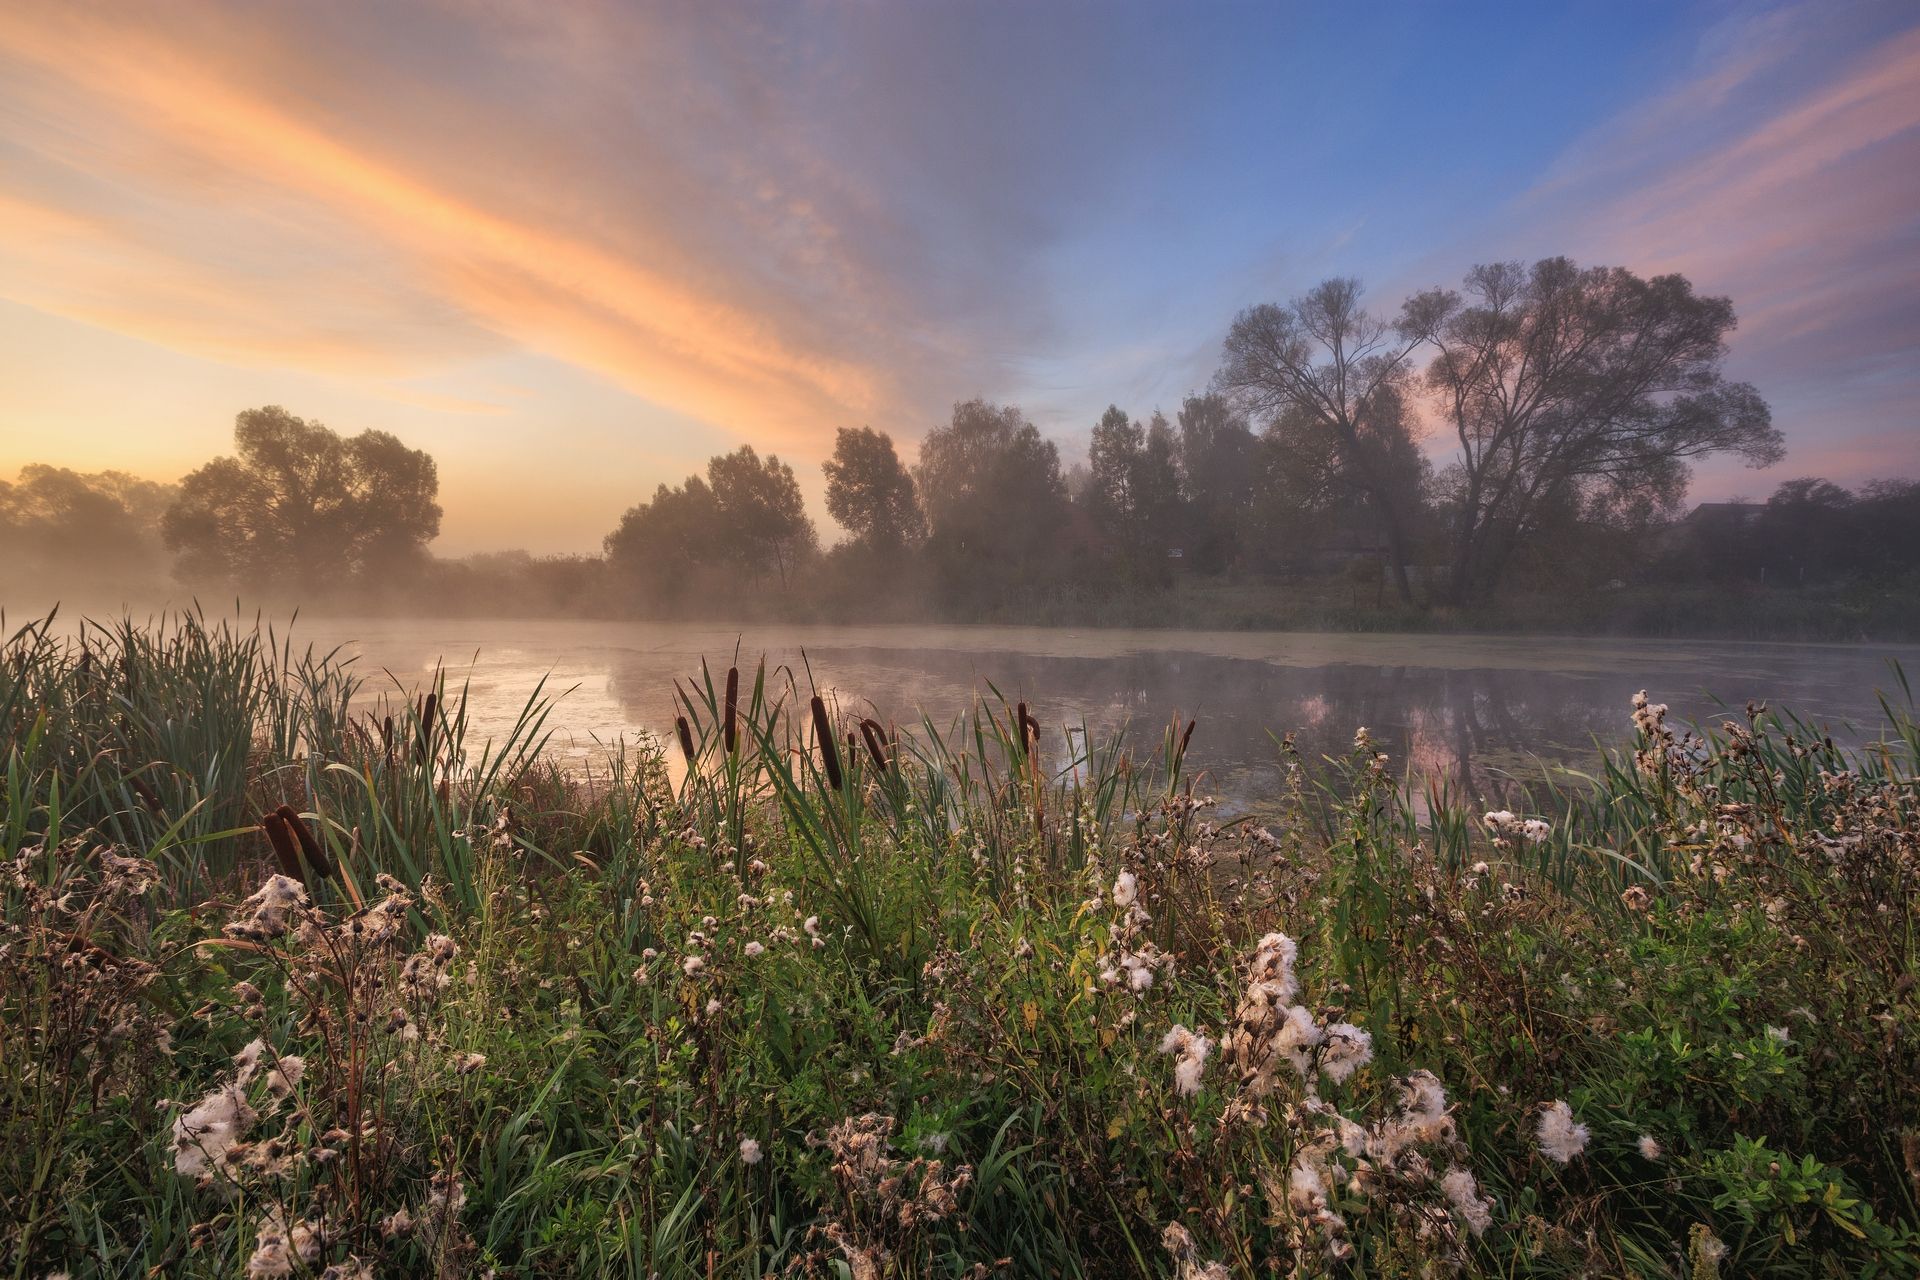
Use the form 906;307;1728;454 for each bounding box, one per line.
810;693;842;791
2;613;1916;1279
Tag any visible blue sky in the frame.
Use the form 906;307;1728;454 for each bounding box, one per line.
1;0;1915;552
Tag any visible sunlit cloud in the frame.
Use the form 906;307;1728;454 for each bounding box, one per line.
0;0;1914;553
1512;4;1920;491
0;3;901;449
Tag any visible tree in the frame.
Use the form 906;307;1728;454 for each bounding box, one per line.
162;407;440;590
1135;411;1185;559
915;399;1071;597
1086;407;1185;565
1085;406;1144;535
1758;478;1858;583
1401;258;1782;601
706;445;816;586
822;427;923;553
603;475;721;603
604;446;816;603
0;465;176;594
1174;393;1257;571
1217;280;1427;602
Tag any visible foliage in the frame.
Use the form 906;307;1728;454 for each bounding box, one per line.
1216;279;1429;601
914;399;1074;603
162;406;441;592
0;465;178;598
823;426;924;555
1402;258;1784;603
605;444;817;599
3;614;1916;1277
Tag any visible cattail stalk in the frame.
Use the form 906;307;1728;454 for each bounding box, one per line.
416;692;438;765
723;666;740;755
810;695;842;791
1020;705;1041;752
275;803;335;880
126;773;164;816
859;718;891;773
261;812;304;884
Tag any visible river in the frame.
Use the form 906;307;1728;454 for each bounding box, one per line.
290;618;1920;807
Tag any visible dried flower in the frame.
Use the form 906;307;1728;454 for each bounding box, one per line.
1536;1099;1589;1164
1441;1166;1494;1236
1319;1022;1373;1084
1158;1024;1211;1096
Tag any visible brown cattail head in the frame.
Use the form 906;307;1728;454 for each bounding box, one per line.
380;713;394;752
1178;718;1196;758
275;804;335;880
1020;705;1041;751
675;714;696;764
723;666;740;755
126;773;164;816
859;718;891;773
261;812;304;883
810;695;843;791
416;692;438;764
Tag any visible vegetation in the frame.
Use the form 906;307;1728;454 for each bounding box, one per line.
162;407;442;592
25;255;1920;639
4;611;1917;1277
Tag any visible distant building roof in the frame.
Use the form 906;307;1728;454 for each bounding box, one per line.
1682;501;1763;527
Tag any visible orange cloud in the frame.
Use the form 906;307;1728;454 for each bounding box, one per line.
0;3;892;450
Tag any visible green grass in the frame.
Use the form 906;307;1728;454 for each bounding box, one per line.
3;610;1917;1278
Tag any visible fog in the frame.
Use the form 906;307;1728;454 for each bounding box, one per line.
8;261;1920;643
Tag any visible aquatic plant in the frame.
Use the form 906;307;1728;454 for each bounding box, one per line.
2;611;1916;1276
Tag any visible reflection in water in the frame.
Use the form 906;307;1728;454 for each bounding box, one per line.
297;618;1917;812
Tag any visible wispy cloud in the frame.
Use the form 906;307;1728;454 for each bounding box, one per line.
1512;3;1920;490
1;0;1914;549
0;3;915;446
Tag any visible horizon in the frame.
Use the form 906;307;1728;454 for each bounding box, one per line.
3;0;1918;556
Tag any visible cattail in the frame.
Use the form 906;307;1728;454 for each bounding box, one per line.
275;804;334;880
416;692;438;764
380;713;394;753
1021;705;1041;751
1015;702;1031;754
126;773;164;816
675;714;696;764
723;666;740;755
261;812;304;884
859;718;891;773
1178;718;1196;758
810;695;842;791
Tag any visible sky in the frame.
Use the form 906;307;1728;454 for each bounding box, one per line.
1;0;1916;555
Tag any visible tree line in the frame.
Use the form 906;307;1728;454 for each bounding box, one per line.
9;254;1919;622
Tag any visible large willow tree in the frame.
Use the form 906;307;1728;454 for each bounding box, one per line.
1401;258;1782;602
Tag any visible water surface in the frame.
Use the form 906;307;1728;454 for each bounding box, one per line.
297;618;1920;807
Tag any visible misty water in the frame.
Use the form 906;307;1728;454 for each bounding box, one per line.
296;618;1920;808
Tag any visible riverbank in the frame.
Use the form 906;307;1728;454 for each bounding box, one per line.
14;571;1919;646
4;616;1917;1276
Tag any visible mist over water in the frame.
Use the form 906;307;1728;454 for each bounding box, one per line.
289;616;1920;809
